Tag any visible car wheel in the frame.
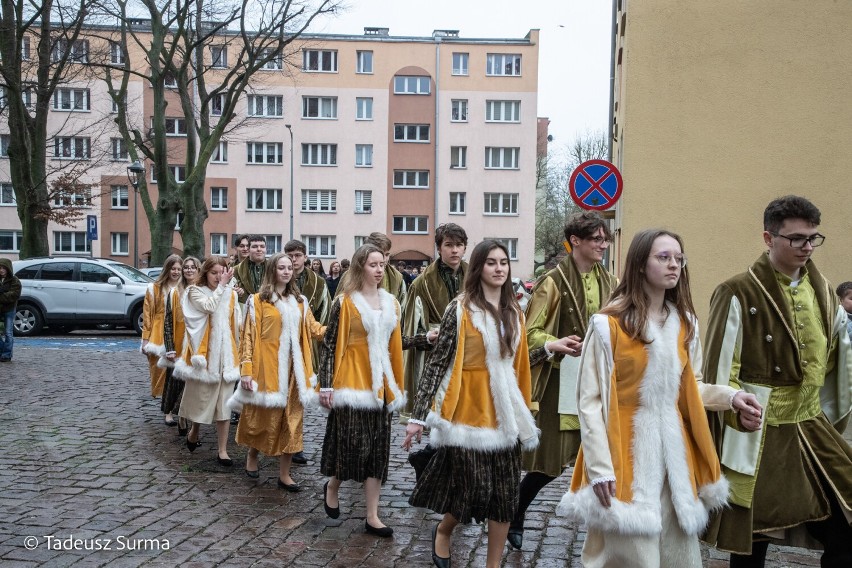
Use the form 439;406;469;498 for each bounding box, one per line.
131;306;144;336
14;305;44;337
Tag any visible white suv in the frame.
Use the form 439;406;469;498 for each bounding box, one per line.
12;257;152;336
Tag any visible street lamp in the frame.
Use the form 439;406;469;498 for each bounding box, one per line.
126;160;145;268
285;124;294;240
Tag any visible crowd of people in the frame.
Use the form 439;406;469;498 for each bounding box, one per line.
135;195;852;568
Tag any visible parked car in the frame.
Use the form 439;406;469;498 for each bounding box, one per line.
140;267;162;278
12;257;153;336
512;277;530;312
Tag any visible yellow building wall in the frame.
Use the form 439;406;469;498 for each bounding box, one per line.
612;0;852;325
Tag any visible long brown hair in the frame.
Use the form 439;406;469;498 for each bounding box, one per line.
600;229;696;345
258;253;302;304
154;254;183;288
462;240;519;358
195;256;229;289
340;244;384;296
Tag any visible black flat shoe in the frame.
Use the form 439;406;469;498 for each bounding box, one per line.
186;436;200;452
365;520;393;538
217;456;233;467
323;481;340;519
277;478;301;492
291;451;308;464
164;417;177;427
245;469;259;478
432;523;451;568
506;527;523;550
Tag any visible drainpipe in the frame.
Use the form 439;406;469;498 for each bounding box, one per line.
434;37;441;250
607;0;617;162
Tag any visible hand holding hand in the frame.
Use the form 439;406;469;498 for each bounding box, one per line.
733;391;763;431
402;423;424;451
593;480;617;508
546;335;584;357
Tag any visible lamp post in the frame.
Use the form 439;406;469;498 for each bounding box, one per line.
126;160;145;268
285;124;294;240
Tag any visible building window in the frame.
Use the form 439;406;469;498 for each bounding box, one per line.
163;117;187;136
303;235;336;257
260;48;282;70
356;50;373;74
211;233;228;255
302;96;337;119
53;188;91;207
302;49;338;72
246;188;283;211
211;187;228;210
452;52;469;76
1;183;16;205
355;190;372;214
485;147;520;170
53;88;89;111
110;41;124;64
111;185;128;209
355;144;373;167
451;99;468;122
211;93;225;116
354;235;366;248
301;143;337;166
486;100;521;123
163;72;178;88
21;36;30;60
111;138;128;161
487;53;522;76
111;93;126;114
356;97;373;120
54;137;90;159
394;124;430;143
0;135;8;158
393;170;429;189
210;46;228;68
246;142;283;165
211;141;228;163
301;189;337;213
392;216;428;234
111;232;129;255
487;237;518;260
393;75;430;95
483;192;519;215
54;231;90;253
264;235;283;254
53;39;89;63
247;94;283;117
150;165;186;184
449;192;466;214
0;229;22;252
450;146;467;169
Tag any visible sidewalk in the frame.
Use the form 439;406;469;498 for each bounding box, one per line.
0;343;830;567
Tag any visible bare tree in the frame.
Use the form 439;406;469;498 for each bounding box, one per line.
535;130;608;268
92;0;338;264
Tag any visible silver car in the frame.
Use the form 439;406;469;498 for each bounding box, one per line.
12;257;152;336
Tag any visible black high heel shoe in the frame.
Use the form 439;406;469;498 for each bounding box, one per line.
186;434;200;453
217;456;233;467
431;522;450;568
277;478;301;492
506;526;523;550
323;480;340;519
365;520;393;538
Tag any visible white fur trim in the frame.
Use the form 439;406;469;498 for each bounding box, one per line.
698;476;730;512
176;287;240;384
143;341;166;357
332;388;384;410
556;486;662;536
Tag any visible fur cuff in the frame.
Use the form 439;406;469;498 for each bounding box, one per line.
223;366;240;384
385;392;407;414
143;342;167;357
556;486;662;537
698;475;730;512
299;388;319;409
520;429;540;451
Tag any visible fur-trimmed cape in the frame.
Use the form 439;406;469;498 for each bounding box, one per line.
174;285;241;384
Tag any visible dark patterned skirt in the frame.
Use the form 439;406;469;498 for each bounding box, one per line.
160;368;185;414
320;406;392;483
409;443;522;524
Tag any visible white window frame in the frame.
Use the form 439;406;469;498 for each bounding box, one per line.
487;237;519;260
210;187;228;210
53;187;91;207
302;49;338;73
302;96;337;119
393;170;429;189
450;146;467;169
301;143;337;166
246;142;283;165
449;192;466;215
211;141;228;163
485;147;520;170
53;88;90;111
264;235;283;254
163;72;178;88
303;235;337;258
210;45;228;68
111;232;129;255
486;53;522;76
0;135;8;158
452;52;469;76
211;93;225;116
354;235;367;248
247;94;283;117
392;216;428;234
163;117;187;136
211;233;228;255
53;231;90;253
301;189;337;213
1;182;16;206
111;138;128;161
21;36;30;61
486;100;521;123
451;99;468;122
53;137;90;160
150;165;186;184
0;229;22;252
355;144;373;167
110;41;124;64
111;93;126;114
483;193;519;216
394;124;430;143
355;97;373;120
393;75;430;95
53;39;89;64
111;185;128;209
260;48;282;70
246;188;283;211
356;50;373;74
354;190;372;214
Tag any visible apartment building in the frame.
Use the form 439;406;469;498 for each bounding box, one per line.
0;26;541;277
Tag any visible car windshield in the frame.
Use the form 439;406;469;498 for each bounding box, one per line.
108;263;153;283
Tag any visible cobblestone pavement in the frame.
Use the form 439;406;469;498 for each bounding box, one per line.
0;338;837;567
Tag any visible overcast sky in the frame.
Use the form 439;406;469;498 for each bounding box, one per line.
315;0;612;152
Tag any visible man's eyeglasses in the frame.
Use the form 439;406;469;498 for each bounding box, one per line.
651;253;687;268
770;232;825;248
585;236;611;245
